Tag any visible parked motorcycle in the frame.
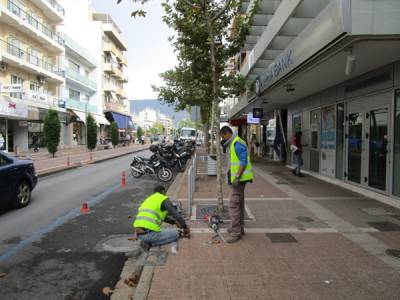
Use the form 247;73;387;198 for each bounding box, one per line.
130;146;173;182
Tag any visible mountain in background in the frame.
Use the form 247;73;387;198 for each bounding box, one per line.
130;99;189;127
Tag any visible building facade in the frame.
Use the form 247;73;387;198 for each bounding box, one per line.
228;0;400;202
61;0;110;147
0;0;66;152
92;13;132;137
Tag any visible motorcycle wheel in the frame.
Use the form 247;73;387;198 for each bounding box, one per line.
157;167;173;182
130;165;143;178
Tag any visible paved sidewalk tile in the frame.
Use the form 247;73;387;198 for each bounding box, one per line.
179;172;289;200
147;233;400;300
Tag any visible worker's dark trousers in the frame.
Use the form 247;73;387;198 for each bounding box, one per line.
229;182;246;236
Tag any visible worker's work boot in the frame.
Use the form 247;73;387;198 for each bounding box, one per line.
227;228;245;236
140;240;152;252
226;234;241;244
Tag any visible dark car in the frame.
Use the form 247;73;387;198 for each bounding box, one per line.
0;151;38;208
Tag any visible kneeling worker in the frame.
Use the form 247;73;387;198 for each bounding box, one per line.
133;185;190;247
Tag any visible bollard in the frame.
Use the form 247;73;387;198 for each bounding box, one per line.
89;153;93;161
121;171;126;188
80;202;90;214
66;155;70;166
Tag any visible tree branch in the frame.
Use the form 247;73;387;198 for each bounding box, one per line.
180;0;201;10
211;0;232;22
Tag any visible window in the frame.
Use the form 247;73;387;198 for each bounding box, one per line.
82;94;89;103
10;75;24;99
0;154;10;167
28;48;40;66
28;10;39;29
7;36;23;58
68;60;80;73
30;82;40;92
85;70;89;78
69;89;80;100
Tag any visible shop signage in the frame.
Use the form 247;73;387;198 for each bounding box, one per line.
247;112;260;124
0;98;28;118
19;121;28;127
0;84;23;93
252;0;348;95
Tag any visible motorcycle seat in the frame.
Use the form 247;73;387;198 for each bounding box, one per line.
137;156;152;161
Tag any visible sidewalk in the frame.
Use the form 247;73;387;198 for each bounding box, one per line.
144;155;400;299
17;144;149;176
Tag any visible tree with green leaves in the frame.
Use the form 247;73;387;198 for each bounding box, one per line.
43;109;61;158
137;126;144;141
178;118;195;129
111;122;119;147
120;0;258;211
86;113;97;151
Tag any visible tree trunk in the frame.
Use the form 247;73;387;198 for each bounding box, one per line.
207;17;224;212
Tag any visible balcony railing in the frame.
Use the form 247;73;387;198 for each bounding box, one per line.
7;0;64;46
0;38;63;76
65;68;97;90
64;35;97;66
46;0;65;16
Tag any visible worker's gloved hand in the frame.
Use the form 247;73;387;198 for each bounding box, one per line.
232;177;240;187
181;228;191;238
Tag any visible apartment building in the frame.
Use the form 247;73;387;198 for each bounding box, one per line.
0;0;66;152
61;0;110;147
92;13;132;135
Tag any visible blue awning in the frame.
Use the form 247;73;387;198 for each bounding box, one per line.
110;112;133;129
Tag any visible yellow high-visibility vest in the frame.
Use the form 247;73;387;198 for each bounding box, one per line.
230;136;254;183
133;192;168;232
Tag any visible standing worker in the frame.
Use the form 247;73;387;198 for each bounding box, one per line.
133;186;190;248
220;126;253;243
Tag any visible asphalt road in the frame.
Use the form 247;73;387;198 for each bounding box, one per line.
0;149;167;300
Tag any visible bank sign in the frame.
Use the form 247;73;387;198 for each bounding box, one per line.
255;49;294;96
0;98;28;118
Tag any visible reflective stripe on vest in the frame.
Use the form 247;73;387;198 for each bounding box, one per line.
230;136;254;183
133;192;168;232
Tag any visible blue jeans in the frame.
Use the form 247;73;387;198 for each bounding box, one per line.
138;228;179;246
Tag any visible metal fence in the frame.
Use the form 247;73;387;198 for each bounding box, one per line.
187;152;197;217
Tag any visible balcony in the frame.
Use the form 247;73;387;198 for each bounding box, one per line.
103;42;127;66
65;98;98;114
0;38;64;83
103;62;113;73
22;90;65;111
0;0;64;53
64;35;97;68
30;0;64;23
65;68;97;93
112;67;123;80
104;101;127;114
115;87;126;98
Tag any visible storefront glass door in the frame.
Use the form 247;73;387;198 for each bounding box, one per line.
347;94;391;193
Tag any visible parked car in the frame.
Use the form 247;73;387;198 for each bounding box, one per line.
0;151;38;208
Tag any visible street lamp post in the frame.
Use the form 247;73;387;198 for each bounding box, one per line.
83;98;89;149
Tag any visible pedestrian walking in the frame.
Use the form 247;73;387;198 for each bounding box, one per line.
291;131;303;176
32;133;39;152
133;185;190;249
220;126;253;243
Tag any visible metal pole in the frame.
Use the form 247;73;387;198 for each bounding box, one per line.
188;166;193;217
85;102;88;148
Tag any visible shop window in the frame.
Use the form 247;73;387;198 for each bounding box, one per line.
393;90;400;197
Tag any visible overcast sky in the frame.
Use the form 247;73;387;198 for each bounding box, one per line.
90;0;177;100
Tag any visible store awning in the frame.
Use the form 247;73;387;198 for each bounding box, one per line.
93;114;110;126
110;111;133;129
71;110;86;123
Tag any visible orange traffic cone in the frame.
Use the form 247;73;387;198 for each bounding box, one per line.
121;171;126;188
80;202;89;214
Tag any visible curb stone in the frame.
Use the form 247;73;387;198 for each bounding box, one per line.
37;146;149;178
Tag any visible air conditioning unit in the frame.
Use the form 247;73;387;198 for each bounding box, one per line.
0;62;8;72
37;75;46;84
